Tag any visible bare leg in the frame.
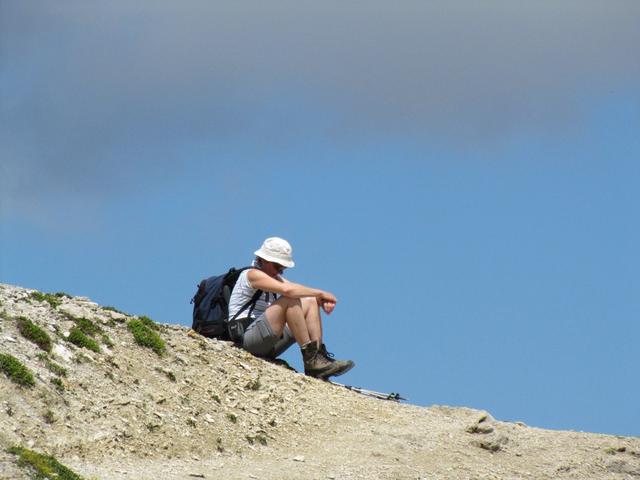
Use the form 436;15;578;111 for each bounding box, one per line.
264;296;325;347
264;296;310;346
301;296;322;345
264;295;354;379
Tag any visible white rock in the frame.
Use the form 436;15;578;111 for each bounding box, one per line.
53;343;73;362
59;304;90;318
106;310;127;321
293;456;305;462
76;297;98;307
93;431;109;441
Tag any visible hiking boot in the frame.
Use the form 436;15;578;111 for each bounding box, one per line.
319;343;355;377
301;342;354;379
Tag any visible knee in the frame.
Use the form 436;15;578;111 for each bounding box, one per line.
300;296;317;310
280;296;302;309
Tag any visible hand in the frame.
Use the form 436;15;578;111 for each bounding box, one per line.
321;300;336;314
318;291;337;314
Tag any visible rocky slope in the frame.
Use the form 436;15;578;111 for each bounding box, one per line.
0;283;638;480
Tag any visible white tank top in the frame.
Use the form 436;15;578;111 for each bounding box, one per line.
228;269;278;320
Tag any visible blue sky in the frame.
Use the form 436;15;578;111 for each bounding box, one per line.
1;1;639;437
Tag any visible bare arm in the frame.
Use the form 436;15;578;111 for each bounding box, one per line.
247;269;337;307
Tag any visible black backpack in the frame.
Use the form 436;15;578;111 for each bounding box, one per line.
191;267;263;339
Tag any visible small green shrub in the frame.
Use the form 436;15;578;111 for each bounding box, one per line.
73;352;91;364
51;377;65;392
226;413;237;423
7;446;85;480
30;291;68;309
17;317;52;352
155;367;176;382
72;317;101;337
101;334;114;348
67;327;101;353
0;353;35;387
127;320;165;356
40;356;67;377
65;315;114;348
44;409;56;423
45;359;67;377
138;315;159;331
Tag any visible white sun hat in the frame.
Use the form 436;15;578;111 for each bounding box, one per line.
254;237;295;268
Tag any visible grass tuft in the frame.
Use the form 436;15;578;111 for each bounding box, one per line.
29;291;68;309
67;327;101;353
17;316;52;352
44;409;56;423
127;319;165;356
155;367;176;382
45;359;67;377
101;333;114;348
51;377;65;392
0;353;35;387
72;317;101;337
7;446;85;480
37;354;67;377
65;315;114;348
138;315;160;331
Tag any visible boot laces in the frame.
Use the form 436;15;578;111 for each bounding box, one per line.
320;345;335;360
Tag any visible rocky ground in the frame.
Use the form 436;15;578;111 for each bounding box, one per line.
1;283;639;480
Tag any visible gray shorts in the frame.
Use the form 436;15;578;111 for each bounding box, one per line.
242;314;296;358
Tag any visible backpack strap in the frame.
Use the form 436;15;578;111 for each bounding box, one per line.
245;289;263;319
229;289;263;322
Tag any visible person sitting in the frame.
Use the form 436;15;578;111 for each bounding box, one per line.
227;237;354;379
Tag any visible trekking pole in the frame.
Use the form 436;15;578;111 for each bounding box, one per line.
330;381;406;402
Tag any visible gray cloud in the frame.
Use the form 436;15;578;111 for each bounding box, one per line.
2;0;639;219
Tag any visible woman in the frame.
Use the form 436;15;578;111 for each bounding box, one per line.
228;237;354;379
